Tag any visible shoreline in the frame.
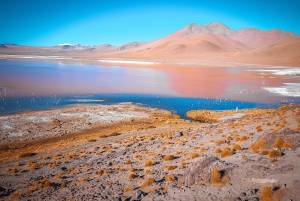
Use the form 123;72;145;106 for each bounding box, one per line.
0;103;299;200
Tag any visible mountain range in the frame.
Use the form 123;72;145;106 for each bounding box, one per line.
1;22;300;66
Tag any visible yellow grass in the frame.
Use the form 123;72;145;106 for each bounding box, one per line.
260;150;269;155
261;186;272;201
165;175;175;183
211;168;225;187
215;148;222;154
232;144;242;151
145;160;155;167
272;137;291;149
140;177;154;189
124;186;133;193
268;150;282;158
191;153;199;159
164;155;175;161
221;148;232;158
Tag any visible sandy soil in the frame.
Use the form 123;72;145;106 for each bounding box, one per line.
0;103;300;201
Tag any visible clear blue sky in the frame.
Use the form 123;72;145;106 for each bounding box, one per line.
1;0;299;46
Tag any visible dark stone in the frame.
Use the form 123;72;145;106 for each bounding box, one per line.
136;189;147;199
173;132;183;138
248;197;259;201
241;192;247;197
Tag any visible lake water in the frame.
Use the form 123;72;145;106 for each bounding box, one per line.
0;59;299;118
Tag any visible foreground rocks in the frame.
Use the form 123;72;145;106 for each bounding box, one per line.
0;104;300;201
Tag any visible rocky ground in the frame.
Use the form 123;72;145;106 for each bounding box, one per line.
0;103;300;201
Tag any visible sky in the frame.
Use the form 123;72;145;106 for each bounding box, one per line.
1;0;300;46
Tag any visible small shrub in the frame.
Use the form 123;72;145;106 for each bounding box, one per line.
164;185;169;191
129;167;135;172
252;140;267;153
76;178;87;184
232;144;242;151
191;153;199;159
261;186;272;201
239;136;248;141
125;160;131;165
242;155;247;160
165;175;175;182
272;137;291;149
220;148;232;158
200;147;205;153
97;168;104;176
141;177;154;189
215;148;222;154
124;186;134;193
268;150;281;158
129;173;136;180
145;160;154;167
164;155;175;161
211;168;225;187
260;150;269;155
14;162;21;167
216;140;223;145
148;187;160;194
60;183;66;188
164;166;176;171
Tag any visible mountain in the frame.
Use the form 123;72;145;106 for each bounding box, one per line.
229;28;299;48
1;22;299;66
151;22;298;49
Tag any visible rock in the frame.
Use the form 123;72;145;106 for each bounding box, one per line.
184;156;218;186
173;131;183;138
135;189;147;199
248;197;259;201
241;192;246;197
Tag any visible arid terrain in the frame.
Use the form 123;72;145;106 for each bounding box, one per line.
1;22;300;67
0;103;300;201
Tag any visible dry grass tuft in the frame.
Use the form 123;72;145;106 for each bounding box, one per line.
220;148;232;158
239;136;248;141
272;137;291;149
125;159;131;165
129;173;136;180
211;168;225;187
148;187;160;194
232;144;242;151
268;150;282;158
97;168;104;176
76;178;87;184
242;155;247;160
252;140;267;153
261;186;272;201
215;148;222;154
164;166;176;171
145;160;155;167
60;183;66;188
141;177;154;189
165;175;175;183
216;140;224;145
164;185;169;191
261;150;269;155
191;153;199;159
164;155;175;161
124;186;134;193
129;167;135;172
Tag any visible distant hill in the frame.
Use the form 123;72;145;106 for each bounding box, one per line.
1;22;299;66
